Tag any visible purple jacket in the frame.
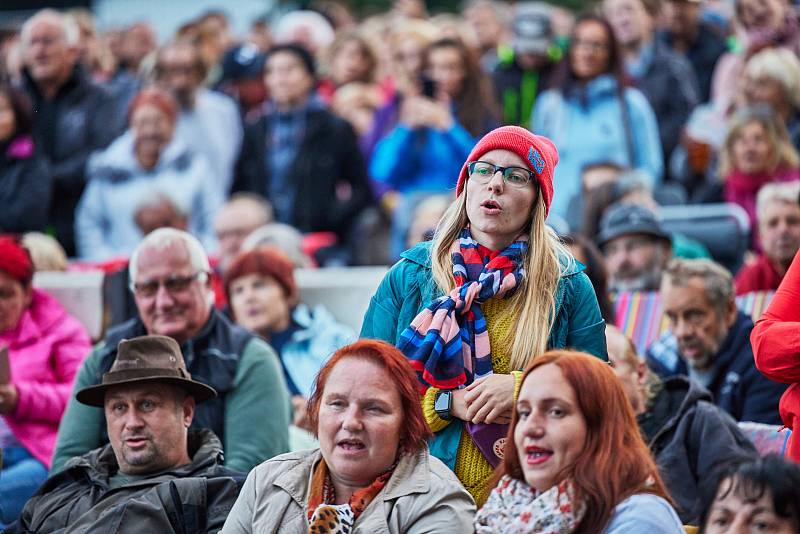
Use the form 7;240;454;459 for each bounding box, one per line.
0;289;91;466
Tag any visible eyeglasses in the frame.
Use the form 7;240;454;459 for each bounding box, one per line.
571;39;609;53
130;272;208;297
467;161;536;188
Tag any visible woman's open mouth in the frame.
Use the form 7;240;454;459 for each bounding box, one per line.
524;445;553;466
481;199;502;215
337;438;366;453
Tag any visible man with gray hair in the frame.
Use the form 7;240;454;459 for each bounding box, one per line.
735;182;800;294
19;9;122;256
51;228;291;473
646;258;786;424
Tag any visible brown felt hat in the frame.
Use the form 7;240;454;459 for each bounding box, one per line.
76;335;217;407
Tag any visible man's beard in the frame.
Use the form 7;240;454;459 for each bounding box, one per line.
609;245;666;292
610;265;663;292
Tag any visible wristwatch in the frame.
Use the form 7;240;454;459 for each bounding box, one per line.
434;390;453;421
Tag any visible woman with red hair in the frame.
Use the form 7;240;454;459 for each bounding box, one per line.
224;247;354;429
475;350;684;533
75;87;222;261
221;339;476;533
0;236;91;526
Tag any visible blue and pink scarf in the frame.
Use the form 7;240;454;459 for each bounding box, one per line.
398;227;528;393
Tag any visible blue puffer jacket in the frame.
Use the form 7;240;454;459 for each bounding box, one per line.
360;241;608;358
531;75;663;221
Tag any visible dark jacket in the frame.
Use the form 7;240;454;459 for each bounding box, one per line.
492;56;555;127
658;23;727;103
634;40;700;162
50;308;291;474
232;107;373;239
11;429;242;534
94;311;252;441
20;65;122;255
638;376;757;524
0;136;51;233
702;312;787;424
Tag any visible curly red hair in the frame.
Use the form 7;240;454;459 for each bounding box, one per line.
307;339;432;454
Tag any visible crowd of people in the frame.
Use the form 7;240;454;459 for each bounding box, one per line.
2;0;800;532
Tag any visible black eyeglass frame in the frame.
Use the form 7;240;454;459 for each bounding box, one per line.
467;161;538;187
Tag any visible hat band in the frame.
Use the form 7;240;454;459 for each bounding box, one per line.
101;367;189;385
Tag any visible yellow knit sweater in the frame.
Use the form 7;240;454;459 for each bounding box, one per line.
421;297;522;506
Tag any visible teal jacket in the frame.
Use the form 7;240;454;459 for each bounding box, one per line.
361;241;608;360
361;242;607;470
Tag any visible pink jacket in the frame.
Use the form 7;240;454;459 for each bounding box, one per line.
0;289;91;467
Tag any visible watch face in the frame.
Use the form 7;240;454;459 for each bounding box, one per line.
435;391;450;412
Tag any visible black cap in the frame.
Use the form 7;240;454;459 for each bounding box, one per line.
221;43;267;81
597;203;671;249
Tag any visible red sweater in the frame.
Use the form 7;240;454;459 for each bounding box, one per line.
735;255;784;295
751;250;800;462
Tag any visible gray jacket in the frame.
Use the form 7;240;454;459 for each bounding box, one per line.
220;447;476;534
12;429;243;533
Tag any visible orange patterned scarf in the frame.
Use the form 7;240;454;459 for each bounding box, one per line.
306;457;397;533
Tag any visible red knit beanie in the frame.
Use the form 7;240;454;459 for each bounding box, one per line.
0;235;33;285
456;126;558;216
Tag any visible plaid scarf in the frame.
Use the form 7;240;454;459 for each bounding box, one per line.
398;227;528;392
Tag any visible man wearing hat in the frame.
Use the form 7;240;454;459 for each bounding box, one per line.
597;203;673;293
217;43;268;117
51;228;290;475
11;336;242;533
492;1;558;126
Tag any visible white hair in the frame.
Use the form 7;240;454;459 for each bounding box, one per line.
745;48;800;109
273;10;335;52
240;223;312;268
21;9;80;47
129;228;211;283
756;181;800;223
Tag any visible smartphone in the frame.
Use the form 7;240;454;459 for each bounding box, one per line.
0;346;9;384
420;76;436;98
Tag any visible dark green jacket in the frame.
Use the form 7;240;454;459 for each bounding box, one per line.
361;241;607;359
12;430;242;534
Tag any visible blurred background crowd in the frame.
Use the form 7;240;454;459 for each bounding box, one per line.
0;0;797;279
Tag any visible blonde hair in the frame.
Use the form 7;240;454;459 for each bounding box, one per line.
745;48;800;110
430;192;573;371
718;106;800;178
21;232;67;272
605;324;662;406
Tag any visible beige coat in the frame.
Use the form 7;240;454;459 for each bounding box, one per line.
220;447;476;534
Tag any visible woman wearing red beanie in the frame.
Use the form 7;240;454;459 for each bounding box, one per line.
0;236;91;526
361;125;608;504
